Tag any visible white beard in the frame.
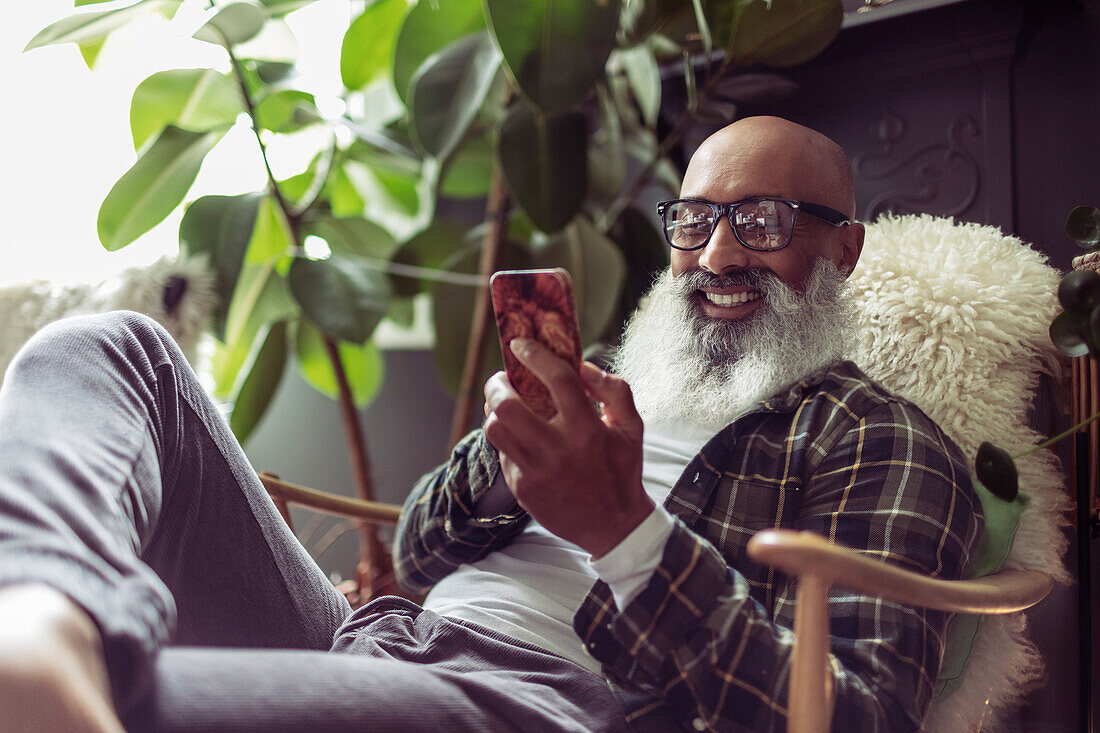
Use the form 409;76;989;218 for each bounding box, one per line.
614;258;855;432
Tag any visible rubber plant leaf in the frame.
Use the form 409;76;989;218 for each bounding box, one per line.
393;0;486;105
98;126;224;251
409;31;502;160
295;320;384;408
130;68;243;150
498;102;587;234
484;0;621;113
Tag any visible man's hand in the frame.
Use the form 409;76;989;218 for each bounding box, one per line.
483;338;655;559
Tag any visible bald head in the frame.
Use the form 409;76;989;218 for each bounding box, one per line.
682;116;856;218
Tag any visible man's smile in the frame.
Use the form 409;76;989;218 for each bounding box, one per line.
697;287;762;319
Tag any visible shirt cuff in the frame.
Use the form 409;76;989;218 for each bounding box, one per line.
589;505;675;611
475;471;522;518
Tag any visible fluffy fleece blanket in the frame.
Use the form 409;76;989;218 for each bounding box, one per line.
0;255;217;380
847;214;1071;732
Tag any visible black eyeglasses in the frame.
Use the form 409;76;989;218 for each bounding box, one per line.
656;197;851;252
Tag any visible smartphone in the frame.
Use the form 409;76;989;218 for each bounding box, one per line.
489;268;583;419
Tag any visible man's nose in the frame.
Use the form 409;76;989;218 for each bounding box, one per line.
697;216;752;274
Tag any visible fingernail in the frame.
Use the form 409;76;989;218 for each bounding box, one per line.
510;338;532;357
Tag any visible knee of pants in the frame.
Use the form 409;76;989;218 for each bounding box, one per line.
8;310;181;380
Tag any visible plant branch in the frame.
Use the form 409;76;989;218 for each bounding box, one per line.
322;334;395;598
225;34;395;598
1016;409;1100;460
447;161;511;450
225;43;298;236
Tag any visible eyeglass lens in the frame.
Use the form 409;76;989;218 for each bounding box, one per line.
662;199;796;251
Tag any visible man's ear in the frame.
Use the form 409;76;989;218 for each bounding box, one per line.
837;222;864;278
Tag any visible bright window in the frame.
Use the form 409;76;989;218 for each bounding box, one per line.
2;0;349;287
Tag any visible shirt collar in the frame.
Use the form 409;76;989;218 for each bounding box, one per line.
750;359;849;415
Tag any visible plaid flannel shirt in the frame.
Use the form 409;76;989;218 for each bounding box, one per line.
394;361;981;732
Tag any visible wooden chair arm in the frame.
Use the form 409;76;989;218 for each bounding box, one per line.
258;472;402;526
747;529;1053;613
746;529;1053;733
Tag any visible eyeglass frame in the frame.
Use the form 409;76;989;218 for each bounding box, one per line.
655;196;853;252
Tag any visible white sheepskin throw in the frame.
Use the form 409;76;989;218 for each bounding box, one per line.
0;255;217;380
847;214;1071;732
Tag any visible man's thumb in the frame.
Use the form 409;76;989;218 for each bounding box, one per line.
580;363;643;437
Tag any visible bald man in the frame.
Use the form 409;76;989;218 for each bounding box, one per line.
398;116;980;731
0;117;979;732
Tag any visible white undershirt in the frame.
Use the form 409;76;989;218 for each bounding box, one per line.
422;419;717;673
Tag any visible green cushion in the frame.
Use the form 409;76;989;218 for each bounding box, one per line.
933;481;1028;699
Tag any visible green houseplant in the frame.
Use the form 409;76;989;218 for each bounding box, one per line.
26;0;846;596
977;205;1100;499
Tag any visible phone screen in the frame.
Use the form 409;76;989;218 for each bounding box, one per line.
489;268;582;419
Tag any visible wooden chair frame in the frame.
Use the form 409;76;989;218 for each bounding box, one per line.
746;530;1053;733
258;472;1053;733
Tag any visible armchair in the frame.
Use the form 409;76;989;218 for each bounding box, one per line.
261;214;1072;731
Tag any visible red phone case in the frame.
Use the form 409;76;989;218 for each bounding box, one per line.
490;268;582;419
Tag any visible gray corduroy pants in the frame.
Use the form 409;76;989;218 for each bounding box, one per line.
0;311;626;732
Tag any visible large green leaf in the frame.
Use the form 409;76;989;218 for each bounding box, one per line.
278;153;343;213
430;243;529;397
254;89;316;133
229;320;289;444
98;126;223;251
194;1;268;46
343;159;418;217
253;60;296;84
295;320;384;408
214;260;297;398
410;31;502;159
393;0;486;105
390;218;476;296
179;193;263;339
130;69;242;150
533;215;626;345
235;18;299;64
328;166;369;217
245;195;295;265
340;0;409;91
440;133;494;199
306;215;399;260
617;0;694;46
617;46;661;127
607;205;668;332
288;254;392;343
718;0;843;68
587;84;627;210
339;153;439;240
499;102;587;234
25;1;179;51
484;0;621;113
257;0;321;16
79;38;106;69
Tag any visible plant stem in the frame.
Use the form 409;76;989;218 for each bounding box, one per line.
322;335;394;599
1016;410;1100;460
225;44;298;235
225;36;392;599
447;161;511;450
